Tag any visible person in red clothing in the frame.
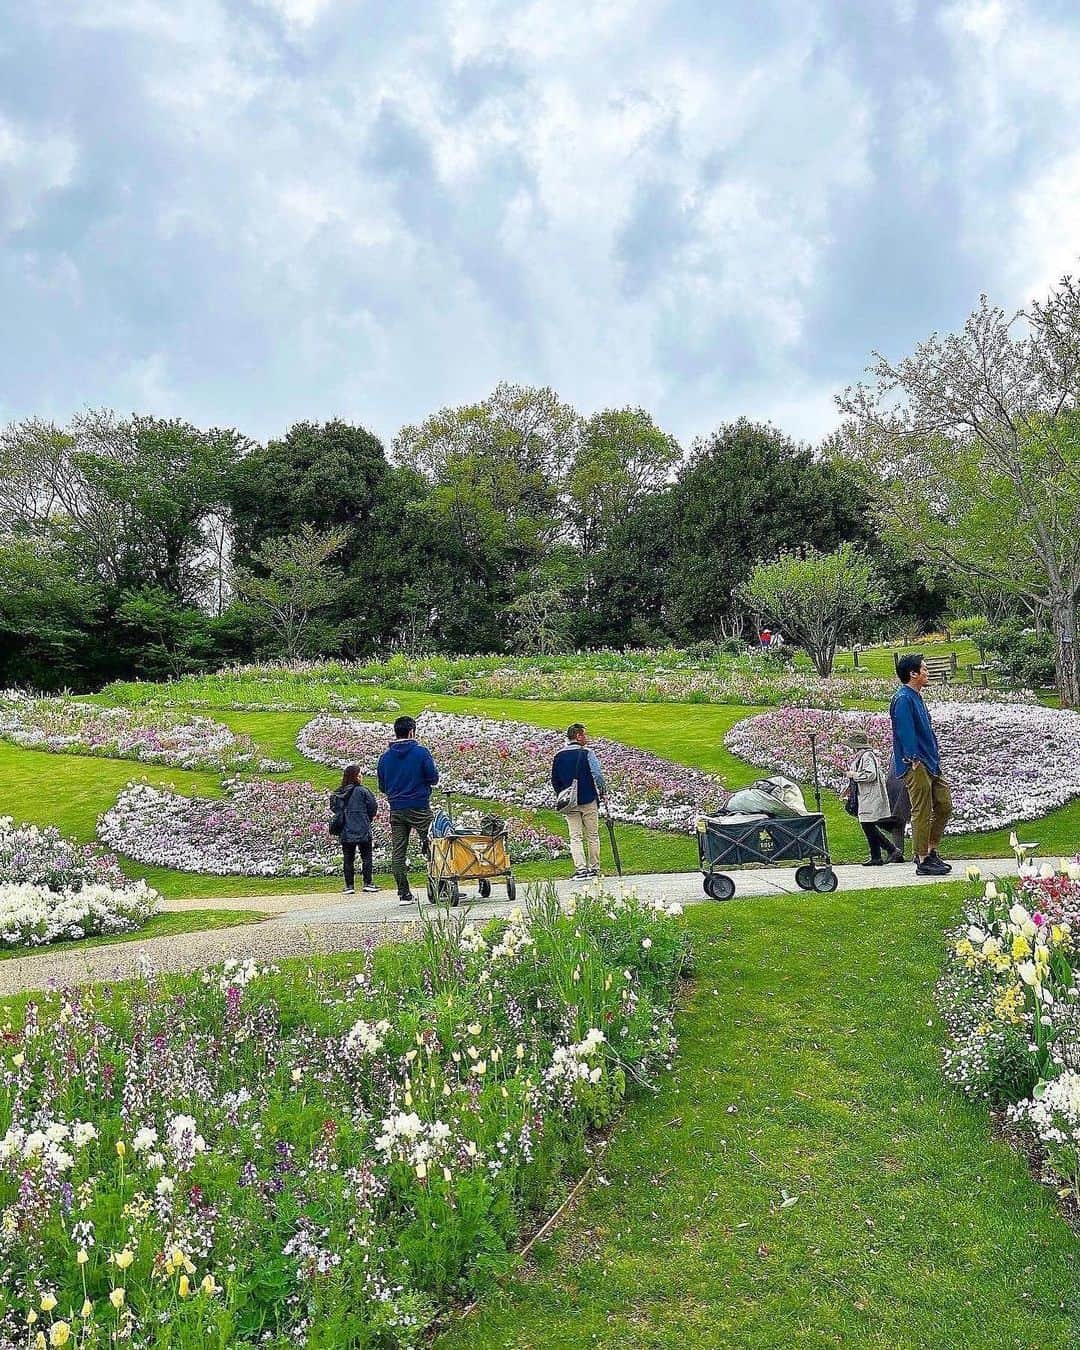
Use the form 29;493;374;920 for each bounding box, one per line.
758;627;772;649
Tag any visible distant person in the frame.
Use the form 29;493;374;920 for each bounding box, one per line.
844;731;903;866
377;715;440;906
759;627;772;649
551;722;606;880
329;765;378;894
890;655;952;876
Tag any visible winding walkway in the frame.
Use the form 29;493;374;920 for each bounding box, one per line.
0;858;1020;996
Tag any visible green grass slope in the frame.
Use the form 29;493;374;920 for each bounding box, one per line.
439;883;1080;1349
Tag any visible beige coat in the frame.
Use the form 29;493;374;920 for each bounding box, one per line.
850;748;890;822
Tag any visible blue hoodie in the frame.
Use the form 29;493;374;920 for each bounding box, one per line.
889;683;941;778
376;738;440;811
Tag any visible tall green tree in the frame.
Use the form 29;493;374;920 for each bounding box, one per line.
567;408;681;558
659;420;873;641
0;532;102;689
393;383;582;610
838;273;1080;706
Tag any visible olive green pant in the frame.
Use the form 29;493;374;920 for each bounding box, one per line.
903;762;952;859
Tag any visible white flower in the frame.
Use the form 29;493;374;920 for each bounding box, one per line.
132;1127;158;1154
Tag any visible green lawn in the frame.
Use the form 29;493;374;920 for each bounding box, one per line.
0;908;264;962
831;639;984;680
3;694;1080;906
438;883;1080;1349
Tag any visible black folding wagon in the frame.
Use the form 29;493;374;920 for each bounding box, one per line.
696;733;838;900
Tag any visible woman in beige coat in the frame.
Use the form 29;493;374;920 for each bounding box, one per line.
845;730;904;866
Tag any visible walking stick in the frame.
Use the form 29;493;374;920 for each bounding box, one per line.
601;794;623;877
808;734;824;814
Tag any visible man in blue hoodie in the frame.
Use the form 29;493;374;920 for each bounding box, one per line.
889;654;952;876
377;715;440;905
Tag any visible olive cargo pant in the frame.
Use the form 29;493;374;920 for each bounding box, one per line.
903;762;952;859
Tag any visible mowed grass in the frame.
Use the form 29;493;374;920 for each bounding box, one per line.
831;639;984;680
4;694;1080;905
438;883;1080;1349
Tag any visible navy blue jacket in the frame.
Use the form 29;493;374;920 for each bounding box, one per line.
376;738;439;811
551;743;603;807
889;684;941;778
330;784;377;844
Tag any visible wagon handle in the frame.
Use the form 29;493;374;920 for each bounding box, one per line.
808;733;823;814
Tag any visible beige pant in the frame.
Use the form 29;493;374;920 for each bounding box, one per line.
565;801;600;871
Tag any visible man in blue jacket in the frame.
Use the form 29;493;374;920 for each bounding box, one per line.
889;654;952;876
551;722;606;880
377;715;440;905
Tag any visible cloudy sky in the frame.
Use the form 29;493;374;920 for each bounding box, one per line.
1;0;1078;449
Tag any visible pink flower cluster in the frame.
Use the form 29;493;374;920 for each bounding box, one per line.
98;778;565;876
725;701;1080;832
296;711;730;832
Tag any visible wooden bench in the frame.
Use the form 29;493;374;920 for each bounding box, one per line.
893;652;957;684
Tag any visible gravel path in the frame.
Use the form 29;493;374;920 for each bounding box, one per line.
0;858;1020;997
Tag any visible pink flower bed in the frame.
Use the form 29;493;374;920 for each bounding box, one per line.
724;702;1080;832
296;712;730;832
98;779;566;876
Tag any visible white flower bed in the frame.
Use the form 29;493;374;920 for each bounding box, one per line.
0;690;288;773
724;701;1080;832
0;879;161;949
296;711;729;832
0;815;161;949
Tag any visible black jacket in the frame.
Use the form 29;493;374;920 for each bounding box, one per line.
330;784;378;844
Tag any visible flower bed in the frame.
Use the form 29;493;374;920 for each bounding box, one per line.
297;712;730;832
0;691;289;773
0;888;686;1346
939;859;1080;1209
724;702;1080;832
103;653;1036;711
98;779;567;876
0;816;160;948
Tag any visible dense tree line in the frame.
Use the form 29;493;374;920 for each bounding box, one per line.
0;386;948;692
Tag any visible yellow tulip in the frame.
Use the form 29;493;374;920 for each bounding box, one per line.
79;1299;92;1319
49;1322;71;1347
115;1141;126;1159
178;1275;190;1298
76;1249;88;1266
113;1249;134;1271
200;1274;217;1296
109;1289;124;1310
40;1294;57;1313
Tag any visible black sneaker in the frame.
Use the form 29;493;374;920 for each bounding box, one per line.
887;850;905;863
571;869;590;881
928;850;952;873
862;858;884;867
916;857;950;876
342;886;355;894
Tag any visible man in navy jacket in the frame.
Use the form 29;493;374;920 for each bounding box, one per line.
889;654;953;876
551;722;606;880
377;715;440;904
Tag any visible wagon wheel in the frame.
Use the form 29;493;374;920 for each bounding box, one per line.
478;879;492;899
794;864;816;891
426;876;438;905
506;876;517;903
704;873;736;901
812;867;838;893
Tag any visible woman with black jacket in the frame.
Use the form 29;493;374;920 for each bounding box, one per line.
330;765;378;894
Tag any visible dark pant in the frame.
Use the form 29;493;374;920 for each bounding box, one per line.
861;820;903;861
342;839;373;889
390;807;432;899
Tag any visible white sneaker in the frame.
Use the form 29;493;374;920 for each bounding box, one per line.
398;893;418;906
362;884;378;893
571;869;589;881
